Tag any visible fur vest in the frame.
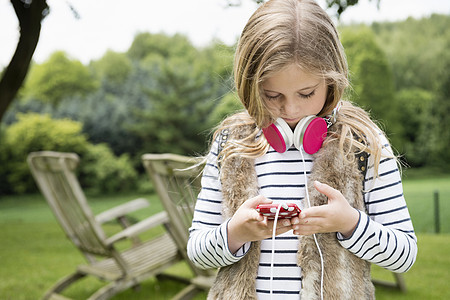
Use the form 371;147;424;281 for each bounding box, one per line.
207;118;375;300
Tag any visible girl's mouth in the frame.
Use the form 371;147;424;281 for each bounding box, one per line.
283;117;301;123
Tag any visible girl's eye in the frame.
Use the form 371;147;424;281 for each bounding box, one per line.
299;90;316;99
264;93;282;101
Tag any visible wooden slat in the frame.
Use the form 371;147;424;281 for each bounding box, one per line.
48;294;73;300
142;153;217;292
77;234;179;281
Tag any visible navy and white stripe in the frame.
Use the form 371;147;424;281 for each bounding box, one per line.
187;134;417;299
338;136;417;273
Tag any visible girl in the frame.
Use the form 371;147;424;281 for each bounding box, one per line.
187;0;417;299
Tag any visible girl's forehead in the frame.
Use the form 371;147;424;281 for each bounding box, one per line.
262;64;322;89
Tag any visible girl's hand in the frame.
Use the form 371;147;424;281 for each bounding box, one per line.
227;195;294;254
292;181;359;238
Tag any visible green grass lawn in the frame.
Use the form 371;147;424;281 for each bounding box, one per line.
402;172;450;234
0;172;449;299
0;193;207;300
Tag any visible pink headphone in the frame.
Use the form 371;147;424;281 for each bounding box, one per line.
262;102;342;154
263;116;328;154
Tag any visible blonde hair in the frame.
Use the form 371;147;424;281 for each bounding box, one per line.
214;0;393;176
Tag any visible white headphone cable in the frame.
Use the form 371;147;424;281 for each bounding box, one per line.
300;147;324;300
268;147;324;300
270;202;285;299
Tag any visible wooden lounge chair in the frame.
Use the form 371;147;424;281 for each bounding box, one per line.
27;151;190;300
142;153;216;299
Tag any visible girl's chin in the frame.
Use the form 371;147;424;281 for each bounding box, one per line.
283;118;301;129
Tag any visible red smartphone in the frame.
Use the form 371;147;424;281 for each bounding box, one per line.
256;203;301;219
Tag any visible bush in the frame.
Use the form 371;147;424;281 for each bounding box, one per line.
0;126;9;194
1;113;89;194
80;143;138;194
0;113;138;195
394;88;435;167
208;92;244;127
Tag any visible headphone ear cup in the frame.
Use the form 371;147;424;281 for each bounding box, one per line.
294;116;327;154
262;118;293;153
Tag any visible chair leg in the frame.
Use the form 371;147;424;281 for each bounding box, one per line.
87;280;125;300
41;271;86;300
156;273;191;285
171;284;201;300
372;272;407;293
394;272;407;293
87;279;143;300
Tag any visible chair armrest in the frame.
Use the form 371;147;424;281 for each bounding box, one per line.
95;198;149;224
105;211;169;245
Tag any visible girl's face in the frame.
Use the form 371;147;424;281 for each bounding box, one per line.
262;63;327;129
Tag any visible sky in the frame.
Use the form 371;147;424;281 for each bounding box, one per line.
1;0;449;68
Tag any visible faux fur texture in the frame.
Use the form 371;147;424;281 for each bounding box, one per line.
207;121;375;300
208;122;261;300
298;123;375;300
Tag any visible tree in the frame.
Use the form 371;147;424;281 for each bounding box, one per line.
370;15;450;167
209;92;244;126
0;0;371;125
22;51;98;106
125;33;235;156
340;26;400;144
324;0;379;16
427;36;450;168
0;0;49;124
90;50;132;85
372;14;450;92
127;32;197;62
131;54;216;155
395;88;434;166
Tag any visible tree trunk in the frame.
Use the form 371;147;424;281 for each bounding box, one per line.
0;0;48;124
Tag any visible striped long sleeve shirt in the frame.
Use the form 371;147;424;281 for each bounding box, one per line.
187;134;417;299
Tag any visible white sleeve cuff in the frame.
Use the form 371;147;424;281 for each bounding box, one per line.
337;209;366;247
222;218;252;261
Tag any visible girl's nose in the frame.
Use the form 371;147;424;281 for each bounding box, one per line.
282;97;298;114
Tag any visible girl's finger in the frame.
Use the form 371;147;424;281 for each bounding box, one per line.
246;195;272;208
299;205;328;219
314;181;341;199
